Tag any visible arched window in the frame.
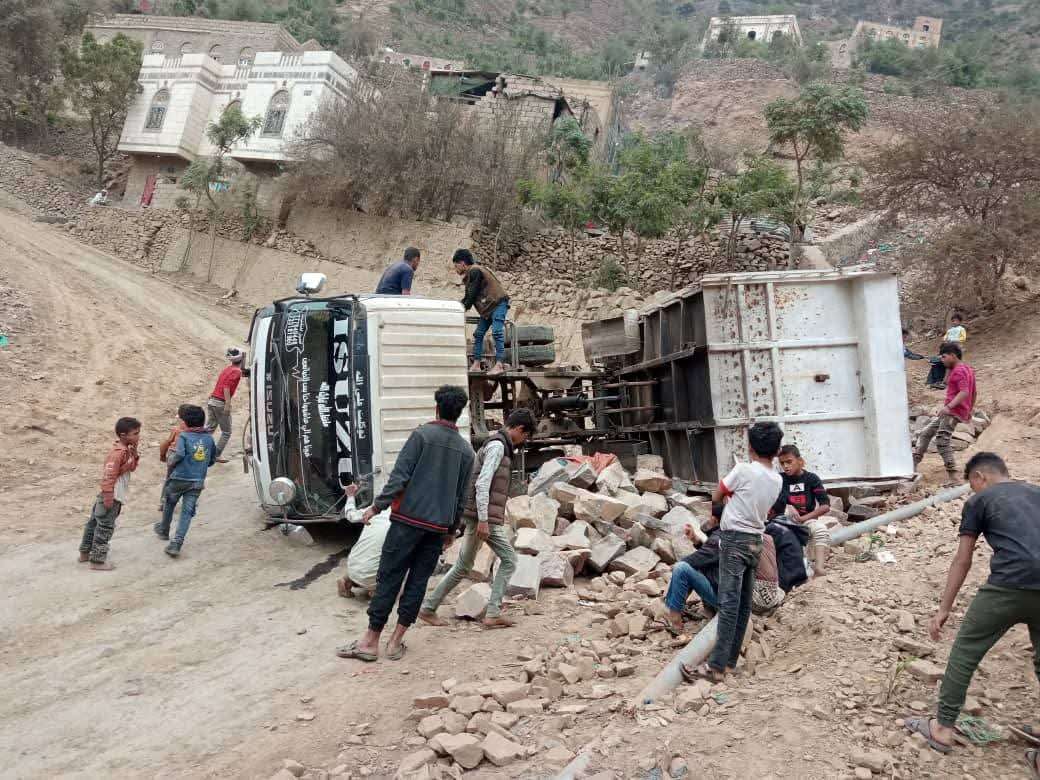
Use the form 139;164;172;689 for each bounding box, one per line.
747;30;756;40
224;99;242;116
262;90;290;136
238;47;255;66
180;41;193;54
209;44;223;62
151;39;165;52
144;89;170;131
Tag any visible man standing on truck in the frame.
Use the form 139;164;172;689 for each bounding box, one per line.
206;347;244;462
375;247;421;295
453;248;510;375
337;385;475;663
418;408;537;629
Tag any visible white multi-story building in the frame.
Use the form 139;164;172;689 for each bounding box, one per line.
118;49;358;210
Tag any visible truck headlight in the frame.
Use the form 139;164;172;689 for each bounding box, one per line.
269;477;297;506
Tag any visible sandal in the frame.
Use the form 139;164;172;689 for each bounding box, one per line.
336;640;377;662
904;717;953;754
680;662;724;684
1010;725;1040;747
1026;748;1040;780
386;642;407;661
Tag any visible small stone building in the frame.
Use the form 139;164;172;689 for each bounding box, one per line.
703;15;803;47
374;50;465;73
85;14;302;65
118;49;358;210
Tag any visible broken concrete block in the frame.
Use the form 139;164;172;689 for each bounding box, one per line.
607;613;630;637
505;495;533;528
505;698;545;715
895;610;915;633
608;546;661;575
562;548;590;574
625;521;652;550
596;461;634;496
554;516;571;535
489;681;529;706
634;578;662;597
847;504;879;523
454;582;492;620
574;493;629;525
587;533;627;573
481;731;523;767
450;695;485;716
622;492;669;522
552;520;592;550
539;552;574;588
636;454;665;472
906;659;945;683
590;519;627;541
556;662;581;685
567;462;598;489
549;483;589;518
491;710;519;730
506;554;541;599
438;732;484;770
651;537;676;565
892;637;934;657
515;527;553;556
633;469;673;494
399;748;438;774
527;459;570;496
413;693;450;710
628;614;648;638
530;493;561;535
417;713;447;739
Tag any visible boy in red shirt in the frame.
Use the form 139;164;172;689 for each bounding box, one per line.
207;347;245;461
78;417;141;571
914;343;977;483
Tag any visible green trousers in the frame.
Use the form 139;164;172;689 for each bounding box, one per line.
937;583;1040;727
421;519;516;618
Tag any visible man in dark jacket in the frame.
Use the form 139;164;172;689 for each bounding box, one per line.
453;248;510;375
337;385;475;662
418;408;536;629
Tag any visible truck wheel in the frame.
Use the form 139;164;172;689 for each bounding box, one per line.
505;324;554;347
517;343;556;367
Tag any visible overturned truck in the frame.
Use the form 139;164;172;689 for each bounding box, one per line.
245;267;913;521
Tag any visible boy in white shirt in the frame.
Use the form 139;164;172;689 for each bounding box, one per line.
683;421;783;683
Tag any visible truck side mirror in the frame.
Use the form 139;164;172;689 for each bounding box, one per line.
296;273;327;296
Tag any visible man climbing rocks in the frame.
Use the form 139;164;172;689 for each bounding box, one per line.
914;342;976;483
453;248;510;375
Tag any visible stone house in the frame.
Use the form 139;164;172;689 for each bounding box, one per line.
703;15;803;48
850;16;943;51
85;14;303;64
118;49;358;210
374;49;465;73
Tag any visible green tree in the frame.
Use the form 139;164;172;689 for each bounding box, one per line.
283;0;341;47
518;176;592;264
715;156;792;261
764;84;867;254
545;116;592;181
61;33;144;190
177;105;263;279
0;0;62;142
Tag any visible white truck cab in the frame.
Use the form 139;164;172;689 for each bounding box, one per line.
245;275;469;521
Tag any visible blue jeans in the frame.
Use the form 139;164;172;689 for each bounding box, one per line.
161;479;203;545
709;530;763;672
473;299;509;363
664;562;717;612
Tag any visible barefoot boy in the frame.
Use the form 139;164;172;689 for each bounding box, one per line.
78;417;141;571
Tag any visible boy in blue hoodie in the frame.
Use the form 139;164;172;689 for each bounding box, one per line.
154;404;217;557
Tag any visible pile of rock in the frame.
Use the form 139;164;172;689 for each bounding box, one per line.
442;455;712;619
470;224;790;299
909;407;991;453
0;143;90;218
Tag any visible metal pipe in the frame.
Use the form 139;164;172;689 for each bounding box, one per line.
631;484;971;709
828;484;970;545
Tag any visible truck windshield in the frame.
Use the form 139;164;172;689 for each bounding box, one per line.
266;299;373;517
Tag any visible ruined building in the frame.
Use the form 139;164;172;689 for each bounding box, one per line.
703;15;803;48
851;16;942;50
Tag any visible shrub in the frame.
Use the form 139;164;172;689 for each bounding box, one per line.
590;255;629;291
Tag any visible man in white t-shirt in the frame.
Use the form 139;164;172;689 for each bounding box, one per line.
683;421;783;684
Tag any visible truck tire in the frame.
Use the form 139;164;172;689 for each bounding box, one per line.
517;343;556;367
505;324;554;347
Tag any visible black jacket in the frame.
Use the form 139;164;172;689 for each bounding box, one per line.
372;420;475;534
